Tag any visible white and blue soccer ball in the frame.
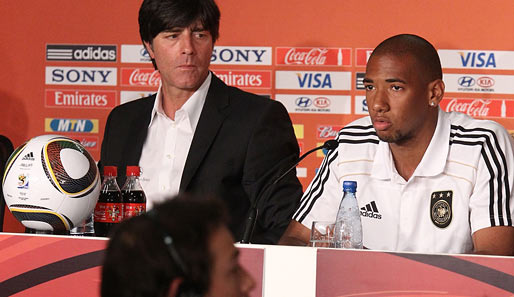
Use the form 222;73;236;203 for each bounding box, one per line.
2;135;100;231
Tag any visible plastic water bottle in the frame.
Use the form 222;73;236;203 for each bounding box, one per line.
333;181;363;249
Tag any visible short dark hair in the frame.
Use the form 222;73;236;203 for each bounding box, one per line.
138;0;221;44
101;195;228;297
369;34;442;83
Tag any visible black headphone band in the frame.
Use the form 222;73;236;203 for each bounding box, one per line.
145;209;188;276
144;209;203;297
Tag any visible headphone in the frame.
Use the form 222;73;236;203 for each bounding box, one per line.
146;210;202;297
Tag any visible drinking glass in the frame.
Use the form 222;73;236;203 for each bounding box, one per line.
70;213;95;236
310;221;335;247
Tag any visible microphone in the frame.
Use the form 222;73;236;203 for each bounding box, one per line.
240;139;339;244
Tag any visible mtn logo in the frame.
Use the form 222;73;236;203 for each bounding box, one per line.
22;152;35;161
360;201;382;219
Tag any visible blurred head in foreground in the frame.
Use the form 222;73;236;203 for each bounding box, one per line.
101;195;255;297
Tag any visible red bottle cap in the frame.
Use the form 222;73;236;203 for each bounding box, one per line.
126;166;141;176
103;166;117;177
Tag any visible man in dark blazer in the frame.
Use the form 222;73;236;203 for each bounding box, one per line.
99;0;302;244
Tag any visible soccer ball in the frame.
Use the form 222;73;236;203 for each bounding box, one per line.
2;135;100;232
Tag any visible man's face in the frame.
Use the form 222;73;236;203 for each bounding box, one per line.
145;21;213;95
205;226;255;297
363;53;433;145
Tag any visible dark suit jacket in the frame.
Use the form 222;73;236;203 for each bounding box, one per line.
99;74;302;244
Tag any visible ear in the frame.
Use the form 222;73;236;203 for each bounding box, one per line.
166;277;184;297
427;79;445;107
144;41;155;59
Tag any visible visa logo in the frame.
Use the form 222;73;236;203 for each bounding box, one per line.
45;118;99;133
459;52;496;68
296;73;332;88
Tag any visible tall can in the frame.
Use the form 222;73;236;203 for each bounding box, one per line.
94;166;123;237
122;166;147;219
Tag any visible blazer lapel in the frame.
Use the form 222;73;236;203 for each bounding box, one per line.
180;75;230;190
122;95;155;166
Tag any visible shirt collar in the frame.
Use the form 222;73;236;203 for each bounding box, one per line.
148;72;212;131
371;108;450;180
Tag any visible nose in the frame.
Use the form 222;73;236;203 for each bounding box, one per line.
180;34;194;55
240;267;256;296
369;88;389;113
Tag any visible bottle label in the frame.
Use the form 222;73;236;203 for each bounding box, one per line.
94;202;123;223
123;203;146;219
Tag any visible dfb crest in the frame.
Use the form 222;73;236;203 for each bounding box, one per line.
430;190;453;228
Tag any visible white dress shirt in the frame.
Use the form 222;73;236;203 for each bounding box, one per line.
139;73;211;209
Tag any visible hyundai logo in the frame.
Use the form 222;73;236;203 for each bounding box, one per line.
295;97;312;108
140;48;150;58
458;76;475;87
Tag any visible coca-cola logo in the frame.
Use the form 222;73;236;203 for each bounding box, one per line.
284;48;328;65
129;69;160;86
276;47;350;66
445;98;490;117
477;76;494;88
121;68;161;86
313;97;330;108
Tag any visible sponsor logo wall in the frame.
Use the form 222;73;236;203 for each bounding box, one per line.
2;0;513;234
39;42;514;185
44;46;120;155
4;1;510;195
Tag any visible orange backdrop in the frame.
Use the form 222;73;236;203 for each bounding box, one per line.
2;0;514;232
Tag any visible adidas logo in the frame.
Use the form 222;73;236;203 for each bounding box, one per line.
360;201;382;219
22;152;35;161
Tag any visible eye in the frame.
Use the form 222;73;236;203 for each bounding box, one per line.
194;32;208;39
364;84;375;91
391;85;403;91
165;33;179;39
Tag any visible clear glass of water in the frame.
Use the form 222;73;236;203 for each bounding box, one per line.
69;213;95;236
310;221;335;247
